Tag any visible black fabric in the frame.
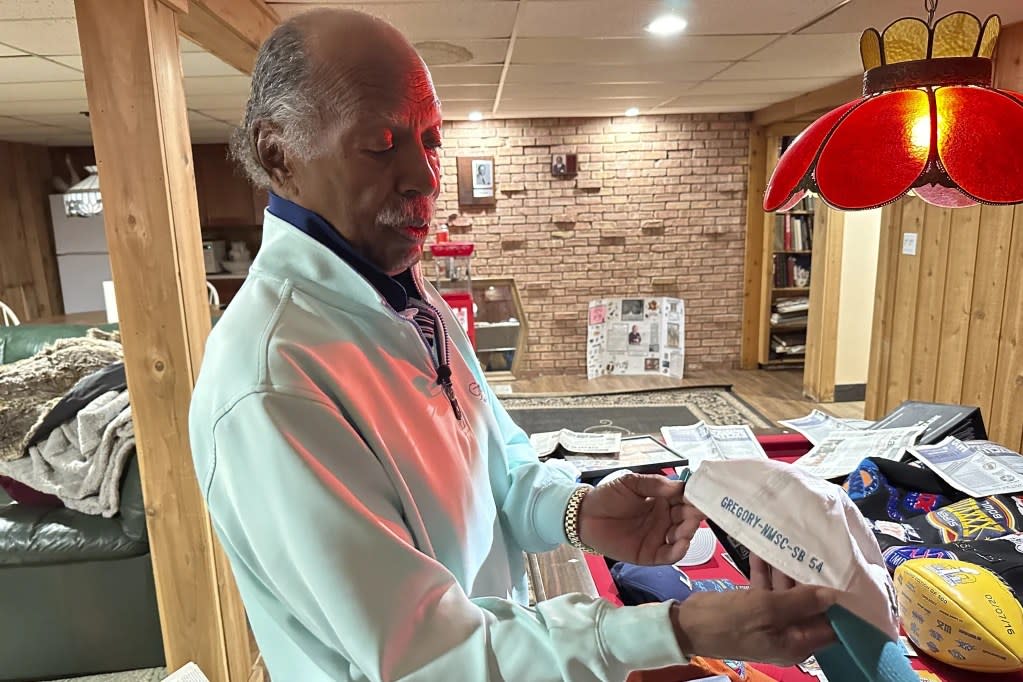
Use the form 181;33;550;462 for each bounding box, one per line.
882;535;1023;595
26;362;127;447
842;457;966;522
868;495;1023;551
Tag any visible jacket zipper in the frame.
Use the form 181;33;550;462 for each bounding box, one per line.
398;305;463;422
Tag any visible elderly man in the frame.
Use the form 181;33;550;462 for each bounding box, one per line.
189;8;837;681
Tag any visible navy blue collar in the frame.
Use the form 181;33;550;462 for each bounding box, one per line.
266;192;419;311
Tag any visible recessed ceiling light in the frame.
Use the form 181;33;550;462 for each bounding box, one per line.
645;13;687;36
468;111;484;121
625;107;640;117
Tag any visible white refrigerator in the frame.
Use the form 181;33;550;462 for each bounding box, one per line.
49;194;113;315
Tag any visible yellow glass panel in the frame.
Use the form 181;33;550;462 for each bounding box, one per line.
933;12;981;58
860;29;882;70
883;18;929;63
978;15;1001;58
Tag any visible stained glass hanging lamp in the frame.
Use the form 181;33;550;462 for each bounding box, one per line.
764;1;1023;211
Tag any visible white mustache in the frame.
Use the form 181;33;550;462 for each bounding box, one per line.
377;200;434;227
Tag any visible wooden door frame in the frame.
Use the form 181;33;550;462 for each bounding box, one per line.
803;202;843;402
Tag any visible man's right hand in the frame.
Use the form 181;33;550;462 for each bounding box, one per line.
669;581;839;666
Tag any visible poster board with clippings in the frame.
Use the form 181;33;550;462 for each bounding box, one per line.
586;297;684;380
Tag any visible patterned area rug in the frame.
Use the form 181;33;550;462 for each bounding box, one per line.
53;669;165;682
501;387;773;434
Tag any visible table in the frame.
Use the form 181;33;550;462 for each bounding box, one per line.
530;433;1023;681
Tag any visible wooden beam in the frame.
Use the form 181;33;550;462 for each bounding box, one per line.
753;75;861;127
178;0;278;74
74;1;251;679
740;125;766;369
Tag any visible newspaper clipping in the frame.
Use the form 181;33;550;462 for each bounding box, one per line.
779;409;874;446
660;422;768;470
587;297;684;379
908;438;1023;497
530;429;621;459
793;425;926;479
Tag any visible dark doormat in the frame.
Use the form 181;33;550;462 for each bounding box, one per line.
501;387;773;436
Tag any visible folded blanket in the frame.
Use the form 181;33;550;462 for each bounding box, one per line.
0;333;123;461
0;389;135;517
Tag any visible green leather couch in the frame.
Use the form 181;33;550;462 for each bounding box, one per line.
0;323;165;681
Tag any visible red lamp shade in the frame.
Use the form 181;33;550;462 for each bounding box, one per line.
764;11;1023;211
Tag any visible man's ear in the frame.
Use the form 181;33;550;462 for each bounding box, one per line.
253;121;295;193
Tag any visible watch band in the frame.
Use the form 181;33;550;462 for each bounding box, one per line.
564;485;599;554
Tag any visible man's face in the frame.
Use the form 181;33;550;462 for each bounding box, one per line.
287;66;443;276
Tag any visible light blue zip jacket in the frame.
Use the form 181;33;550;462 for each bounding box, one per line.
188;211;685;681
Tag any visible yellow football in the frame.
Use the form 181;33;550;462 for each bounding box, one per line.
894;558;1023;673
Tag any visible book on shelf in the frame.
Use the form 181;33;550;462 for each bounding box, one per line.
773;253;811;288
770;311;808;326
774;296;809;314
774;213;814;252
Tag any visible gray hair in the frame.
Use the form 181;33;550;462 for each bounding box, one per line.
229;21;319;189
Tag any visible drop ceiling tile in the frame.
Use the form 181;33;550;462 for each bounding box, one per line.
182;52;244;78
429;64;502;86
186;93;249;110
180;37;205;53
273;2;517;41
504;62;730;85
513;35;775;64
656;93;784;110
517;0;841;38
184;76;253;97
0;55;82;82
0;115;58;131
417;38;508;66
800;0;1023;34
0;43;25;57
0;125;76;143
195;108;245;124
497;96;663;111
501;81;690;100
0;18;79;55
438;99;492;116
684;77;840;96
0;0;75;21
49;54;81;70
716;33;864;80
0;79;86;101
436;84;497;101
16;111;90;130
0;97;87;115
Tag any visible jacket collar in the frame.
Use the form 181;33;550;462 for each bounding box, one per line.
266;192;421;311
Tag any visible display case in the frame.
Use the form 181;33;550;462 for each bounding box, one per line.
471;278;527;377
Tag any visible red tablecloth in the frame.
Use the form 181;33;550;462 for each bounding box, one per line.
582;433;1023;681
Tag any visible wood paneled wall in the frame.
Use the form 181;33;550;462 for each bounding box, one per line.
866;200;1023;451
865;22;1023;452
0;141;61;322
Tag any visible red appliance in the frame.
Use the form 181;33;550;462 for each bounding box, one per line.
428;241;476;347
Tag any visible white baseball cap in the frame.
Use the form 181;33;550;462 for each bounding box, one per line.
684;459;917;682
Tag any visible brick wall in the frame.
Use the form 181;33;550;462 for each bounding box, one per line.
432;112;750;377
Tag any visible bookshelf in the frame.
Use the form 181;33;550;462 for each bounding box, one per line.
759;132;817;369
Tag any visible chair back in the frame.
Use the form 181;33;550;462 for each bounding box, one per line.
0;301;20;327
206;281;220;308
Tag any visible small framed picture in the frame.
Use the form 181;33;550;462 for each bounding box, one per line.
457;157;497;207
551;153;577;178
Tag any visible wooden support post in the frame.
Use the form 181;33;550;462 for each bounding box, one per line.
74;1;252;679
740;125;767;369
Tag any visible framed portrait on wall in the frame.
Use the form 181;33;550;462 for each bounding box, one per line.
457;157;497;207
550;153;577;178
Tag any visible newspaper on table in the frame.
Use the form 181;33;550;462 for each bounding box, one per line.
660;421;768;470
907;437;1023;497
792;425;925;479
530;429;621;459
778;409;873;446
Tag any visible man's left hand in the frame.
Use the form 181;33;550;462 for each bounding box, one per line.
576;473;704;565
